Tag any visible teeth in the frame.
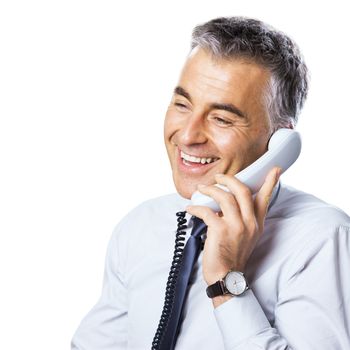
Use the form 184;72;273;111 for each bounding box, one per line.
180;150;218;164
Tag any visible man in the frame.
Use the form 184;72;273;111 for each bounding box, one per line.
72;17;350;349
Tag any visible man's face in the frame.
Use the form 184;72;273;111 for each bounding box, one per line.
164;47;273;199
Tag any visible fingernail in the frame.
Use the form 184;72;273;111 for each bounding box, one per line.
215;173;224;178
197;184;206;189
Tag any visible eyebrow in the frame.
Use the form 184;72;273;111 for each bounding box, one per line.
173;86;246;119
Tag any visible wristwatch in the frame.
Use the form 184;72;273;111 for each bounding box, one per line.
206;271;249;298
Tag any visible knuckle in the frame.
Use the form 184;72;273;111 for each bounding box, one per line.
247;219;258;233
240;186;252;197
223;191;235;201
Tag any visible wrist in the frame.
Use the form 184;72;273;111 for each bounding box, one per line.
205;272;228;286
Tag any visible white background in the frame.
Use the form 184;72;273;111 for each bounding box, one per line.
0;1;349;349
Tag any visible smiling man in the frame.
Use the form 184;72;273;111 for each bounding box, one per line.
72;17;350;350
164;47;273;200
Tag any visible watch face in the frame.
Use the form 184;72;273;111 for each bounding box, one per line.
225;271;247;296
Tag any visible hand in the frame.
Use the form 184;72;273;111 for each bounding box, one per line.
186;167;281;305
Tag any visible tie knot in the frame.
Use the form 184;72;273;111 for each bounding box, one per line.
190;216;207;239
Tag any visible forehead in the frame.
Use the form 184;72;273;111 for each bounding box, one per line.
177;48;271;107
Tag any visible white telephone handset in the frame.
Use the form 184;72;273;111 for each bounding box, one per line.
190;128;302;212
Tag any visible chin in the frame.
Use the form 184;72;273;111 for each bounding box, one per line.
174;180;197;200
176;186;194;200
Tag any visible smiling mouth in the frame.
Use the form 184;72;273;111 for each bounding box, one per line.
180;150;219;164
178;149;220;170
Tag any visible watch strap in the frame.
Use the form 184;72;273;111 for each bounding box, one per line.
206;280;225;298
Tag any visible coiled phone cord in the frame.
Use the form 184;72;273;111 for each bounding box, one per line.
151;210;188;350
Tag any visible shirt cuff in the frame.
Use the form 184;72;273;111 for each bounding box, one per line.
214;289;271;349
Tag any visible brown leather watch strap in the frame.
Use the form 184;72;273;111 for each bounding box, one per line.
206;280;225;298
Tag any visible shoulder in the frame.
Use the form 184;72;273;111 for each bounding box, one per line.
265;182;350;261
268;183;350;283
272;182;350;232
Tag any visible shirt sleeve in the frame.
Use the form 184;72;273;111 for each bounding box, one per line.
213;225;350;350
71;220;129;350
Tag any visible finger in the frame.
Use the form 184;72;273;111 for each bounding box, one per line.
254;167;281;229
215;173;255;224
195;183;241;221
185;204;220;227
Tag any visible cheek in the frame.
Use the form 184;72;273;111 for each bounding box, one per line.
164;109;177;140
163;116;173;144
212;128;249;157
212;128;265;172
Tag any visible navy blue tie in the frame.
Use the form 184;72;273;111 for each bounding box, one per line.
160;216;207;350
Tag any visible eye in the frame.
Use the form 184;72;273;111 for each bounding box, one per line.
213;116;233;126
174;102;188;110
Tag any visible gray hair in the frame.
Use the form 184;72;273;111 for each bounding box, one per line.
190;16;309;129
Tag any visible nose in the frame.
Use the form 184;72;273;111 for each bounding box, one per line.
177;112;207;146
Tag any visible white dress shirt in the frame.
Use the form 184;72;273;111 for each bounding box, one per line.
71;182;350;349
